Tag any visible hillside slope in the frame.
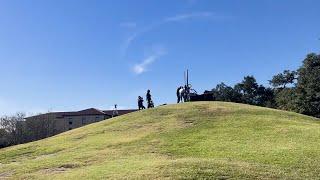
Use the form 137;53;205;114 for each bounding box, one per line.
1;102;320;179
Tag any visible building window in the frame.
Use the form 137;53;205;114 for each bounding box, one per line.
69;121;73;125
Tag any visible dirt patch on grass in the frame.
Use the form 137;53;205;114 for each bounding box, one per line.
0;172;13;179
182;120;195;127
40;163;81;174
41;167;67;174
59;163;80;169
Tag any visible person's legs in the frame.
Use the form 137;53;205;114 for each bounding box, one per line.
138;101;142;110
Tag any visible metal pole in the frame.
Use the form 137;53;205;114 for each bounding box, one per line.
184;70;186;87
187;69;189;86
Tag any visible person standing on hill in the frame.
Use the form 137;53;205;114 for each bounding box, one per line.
138;96;145;110
183;85;190;102
177;86;183;103
146;90;153;108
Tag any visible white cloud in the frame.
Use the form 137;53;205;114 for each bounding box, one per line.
133;55;157;74
122;12;231;74
133;47;167;75
164;12;213;22
122;12;219;56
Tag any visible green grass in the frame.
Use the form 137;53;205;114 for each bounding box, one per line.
1;102;320;179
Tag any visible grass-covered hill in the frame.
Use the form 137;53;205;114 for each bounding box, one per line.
1;102;320;179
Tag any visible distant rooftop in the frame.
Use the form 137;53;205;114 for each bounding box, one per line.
25;108;138;119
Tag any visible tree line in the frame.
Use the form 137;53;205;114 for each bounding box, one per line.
0;113;56;148
206;52;320;118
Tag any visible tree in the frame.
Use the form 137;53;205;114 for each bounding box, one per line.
0;112;58;148
0;112;26;146
235;76;259;105
256;85;275;107
0;129;9;148
212;83;242;102
274;88;297;111
270;70;298;111
269;70;297;89
295;53;320;117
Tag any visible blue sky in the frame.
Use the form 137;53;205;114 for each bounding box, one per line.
0;0;319;115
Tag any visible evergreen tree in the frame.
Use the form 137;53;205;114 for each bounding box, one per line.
256;86;275;107
274;88;297;111
212;83;242;102
269;70;297;89
235;76;259;105
295;53;320;117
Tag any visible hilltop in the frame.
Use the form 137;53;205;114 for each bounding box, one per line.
0;102;320;179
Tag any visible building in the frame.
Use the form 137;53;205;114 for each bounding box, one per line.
25;108;137;134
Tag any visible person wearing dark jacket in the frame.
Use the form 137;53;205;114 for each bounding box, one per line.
138;96;145;110
146;90;153;108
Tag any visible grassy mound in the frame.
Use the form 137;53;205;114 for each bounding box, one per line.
0;102;320;179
